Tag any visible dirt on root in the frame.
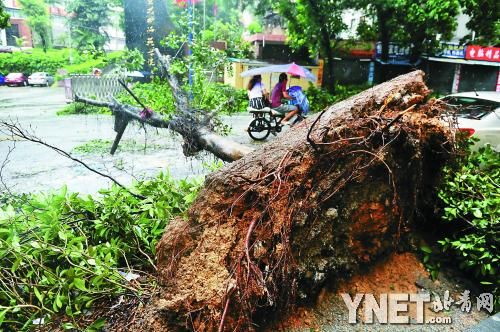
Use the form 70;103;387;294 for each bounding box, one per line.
271;252;489;331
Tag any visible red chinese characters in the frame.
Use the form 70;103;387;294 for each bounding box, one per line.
466;45;500;62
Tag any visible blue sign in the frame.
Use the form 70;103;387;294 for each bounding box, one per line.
439;43;466;59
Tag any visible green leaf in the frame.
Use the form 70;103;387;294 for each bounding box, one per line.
420;245;432;254
34;287;44;303
73;278;87;292
0;308;9;326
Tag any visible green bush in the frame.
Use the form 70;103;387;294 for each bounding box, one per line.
57;102;110;115
0;173;203;330
54;51;124;81
116;80;247;118
194;82;248;115
306;83;370;113
438;143;499;306
0;48;124;79
0;49;71;75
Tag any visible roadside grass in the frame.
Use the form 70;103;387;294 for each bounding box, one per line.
57;102;111;115
72;139;163;155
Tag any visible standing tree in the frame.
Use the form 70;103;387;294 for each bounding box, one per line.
67;0;112;55
0;3;9;29
350;1;399;63
461;0;500;46
276;0;346;93
18;0;52;52
394;0;460;62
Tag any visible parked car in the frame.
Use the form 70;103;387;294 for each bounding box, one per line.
28;72;55;87
0;73;5;85
441;91;500;151
5;73;29;87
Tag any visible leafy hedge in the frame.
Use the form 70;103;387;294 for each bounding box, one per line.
0;49;71;75
0;49;123;79
0;173;203;330
306;83;370;113
438;143;499;307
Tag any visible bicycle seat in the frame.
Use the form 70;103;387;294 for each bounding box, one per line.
247;106;271;114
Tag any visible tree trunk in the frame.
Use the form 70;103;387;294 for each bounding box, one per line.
112;71;455;331
377;7;391;64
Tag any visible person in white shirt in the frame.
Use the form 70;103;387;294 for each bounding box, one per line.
247;75;270;109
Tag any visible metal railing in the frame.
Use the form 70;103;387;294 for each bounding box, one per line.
68;74;125;102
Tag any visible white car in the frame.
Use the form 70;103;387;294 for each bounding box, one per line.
441;91;500;151
28;72;54;87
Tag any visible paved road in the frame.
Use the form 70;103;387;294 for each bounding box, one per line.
0;86;258;194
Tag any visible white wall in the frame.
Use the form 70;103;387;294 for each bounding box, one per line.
103;7;125;51
0;29;6;45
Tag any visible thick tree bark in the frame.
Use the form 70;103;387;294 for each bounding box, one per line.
376;6;392;64
111;71;454;331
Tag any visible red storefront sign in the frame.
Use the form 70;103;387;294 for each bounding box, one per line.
465;45;500;62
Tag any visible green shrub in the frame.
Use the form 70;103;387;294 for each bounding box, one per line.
438;143;499;306
0;48;124;80
0;49;71;75
54;51;124;81
194;82;248;115
116;80;247;118
0;173;203;330
306;83;370;113
116;80;176;116
57;102;110;115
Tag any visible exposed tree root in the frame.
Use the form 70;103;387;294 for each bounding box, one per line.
109;71;455;331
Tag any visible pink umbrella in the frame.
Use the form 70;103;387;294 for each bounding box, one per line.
240;62;317;82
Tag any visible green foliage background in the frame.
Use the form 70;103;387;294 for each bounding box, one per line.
0;49;124;78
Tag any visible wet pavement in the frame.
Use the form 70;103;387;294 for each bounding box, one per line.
0;86;263;194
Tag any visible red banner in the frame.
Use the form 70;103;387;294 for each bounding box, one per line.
465;45;500;62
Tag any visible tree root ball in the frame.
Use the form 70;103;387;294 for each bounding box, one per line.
121;71;454;331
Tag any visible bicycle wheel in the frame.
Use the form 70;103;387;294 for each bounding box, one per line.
248;117;271;141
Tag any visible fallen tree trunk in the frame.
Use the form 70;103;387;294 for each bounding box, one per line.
78;49;253;162
115;71;454;331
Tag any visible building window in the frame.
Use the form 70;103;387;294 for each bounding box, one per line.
6;24;20;46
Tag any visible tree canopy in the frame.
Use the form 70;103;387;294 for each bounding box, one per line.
461;0;500;45
0;3;9;29
18;0;52;52
276;0;346;93
394;0;460;61
67;0;113;55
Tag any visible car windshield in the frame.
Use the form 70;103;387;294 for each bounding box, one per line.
32;72;45;76
443;96;500;120
8;73;22;78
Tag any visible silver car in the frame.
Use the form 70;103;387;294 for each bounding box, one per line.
28;72;55;87
441;91;500;152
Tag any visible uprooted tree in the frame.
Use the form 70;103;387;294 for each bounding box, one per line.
80;61;456;330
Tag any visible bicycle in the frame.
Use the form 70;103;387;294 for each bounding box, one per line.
247;106;305;141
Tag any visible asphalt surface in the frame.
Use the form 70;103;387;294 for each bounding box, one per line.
0;86;257;194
